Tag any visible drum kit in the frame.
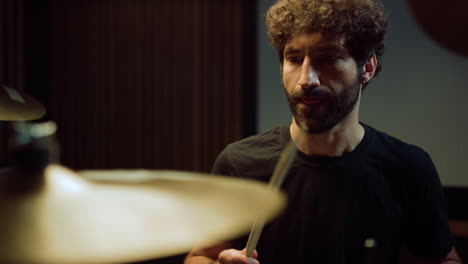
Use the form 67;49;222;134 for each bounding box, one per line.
0;84;286;263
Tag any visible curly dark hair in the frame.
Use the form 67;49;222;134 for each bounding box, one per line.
266;0;388;87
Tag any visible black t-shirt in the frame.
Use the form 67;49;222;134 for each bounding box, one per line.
212;123;454;264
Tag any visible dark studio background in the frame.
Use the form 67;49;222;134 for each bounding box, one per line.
1;0;467;263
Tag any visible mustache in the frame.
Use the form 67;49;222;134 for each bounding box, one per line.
289;86;334;100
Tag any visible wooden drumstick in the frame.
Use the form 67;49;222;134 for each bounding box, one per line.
245;140;297;257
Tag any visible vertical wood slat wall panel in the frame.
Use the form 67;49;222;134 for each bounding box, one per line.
6;0;14;84
0;0;25;165
16;0;24;92
0;0;6;165
50;0;255;172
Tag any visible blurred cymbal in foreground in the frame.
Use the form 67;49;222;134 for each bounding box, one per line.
0;165;285;264
406;0;468;57
0;85;46;121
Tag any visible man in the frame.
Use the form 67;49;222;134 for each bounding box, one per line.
185;0;462;263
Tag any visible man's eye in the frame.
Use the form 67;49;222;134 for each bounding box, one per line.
287;57;303;64
323;55;339;61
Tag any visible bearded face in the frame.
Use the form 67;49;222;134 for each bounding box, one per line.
281;33;364;134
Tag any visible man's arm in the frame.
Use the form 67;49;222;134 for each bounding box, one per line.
414;247;462;264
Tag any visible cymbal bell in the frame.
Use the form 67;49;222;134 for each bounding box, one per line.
0;85;46;121
0;165;285;264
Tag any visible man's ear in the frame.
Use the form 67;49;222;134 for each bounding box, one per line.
361;55;377;83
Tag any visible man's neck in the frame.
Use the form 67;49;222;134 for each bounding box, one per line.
290;115;365;157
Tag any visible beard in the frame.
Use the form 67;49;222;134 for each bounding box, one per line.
285;77;361;134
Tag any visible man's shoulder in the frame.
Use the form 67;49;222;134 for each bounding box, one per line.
225;125;287;155
366;124;427;156
212;125;288;178
365;124;434;173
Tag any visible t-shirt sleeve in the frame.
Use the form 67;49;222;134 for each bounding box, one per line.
403;151;454;258
211;147;236;176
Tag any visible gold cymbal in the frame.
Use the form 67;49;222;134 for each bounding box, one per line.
0;85;46;121
406;0;468;57
0;165;285;264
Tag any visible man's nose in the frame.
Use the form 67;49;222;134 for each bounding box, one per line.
297;61;320;90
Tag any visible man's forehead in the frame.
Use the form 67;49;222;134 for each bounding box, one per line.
284;32;347;53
